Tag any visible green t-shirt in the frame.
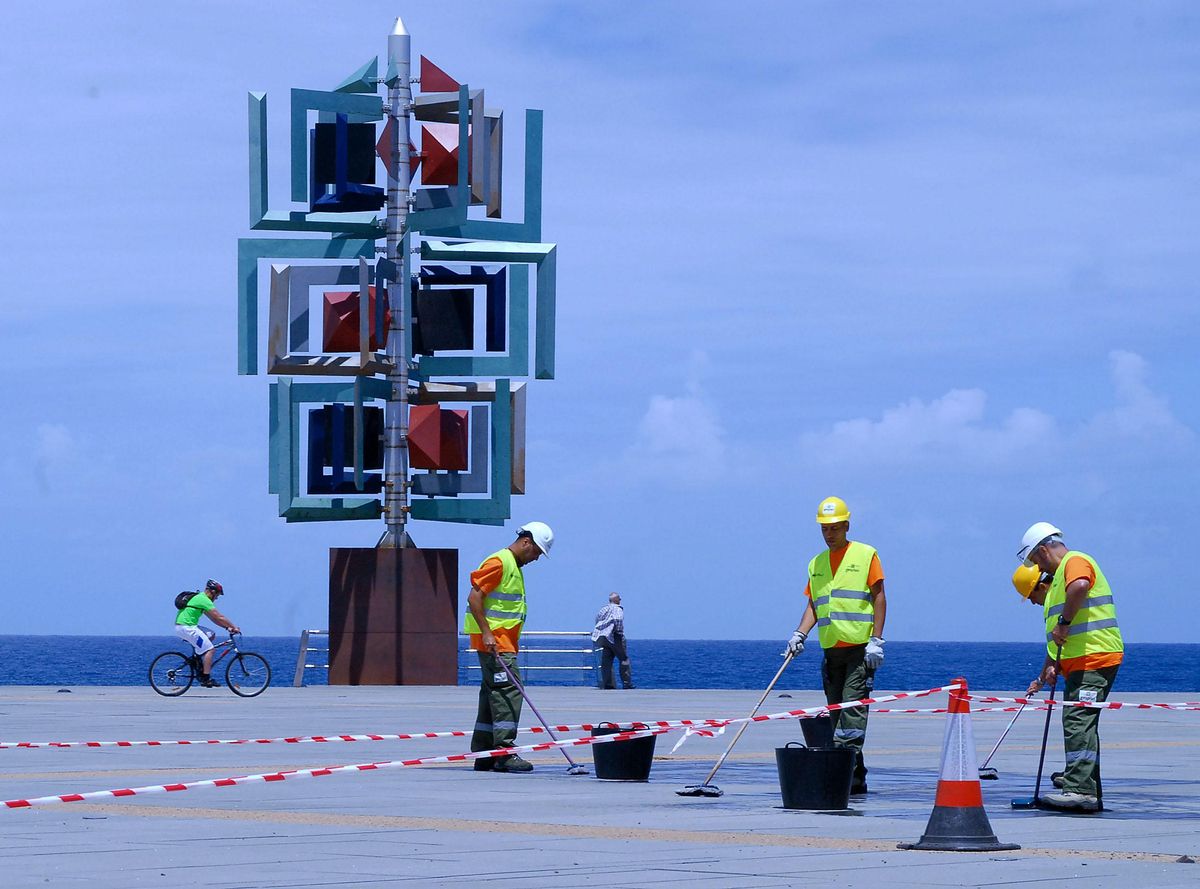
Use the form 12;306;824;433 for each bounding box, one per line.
175;593;214;627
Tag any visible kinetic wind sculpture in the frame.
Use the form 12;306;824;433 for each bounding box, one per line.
236;19;556;684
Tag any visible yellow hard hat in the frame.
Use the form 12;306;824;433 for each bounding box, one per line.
816;496;850;525
1011;564;1040;599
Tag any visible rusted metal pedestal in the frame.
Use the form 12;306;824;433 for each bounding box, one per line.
328;547;459;685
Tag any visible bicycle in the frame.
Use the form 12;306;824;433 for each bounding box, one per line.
149;632;272;698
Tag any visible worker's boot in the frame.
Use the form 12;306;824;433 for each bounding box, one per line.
1041;791;1099;812
493;754;533;773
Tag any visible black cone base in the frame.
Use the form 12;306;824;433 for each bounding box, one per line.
898;805;1021;852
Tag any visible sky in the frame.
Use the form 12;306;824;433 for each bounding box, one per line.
1;2;1198;644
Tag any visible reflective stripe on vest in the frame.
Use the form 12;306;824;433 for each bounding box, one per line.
463;548;526;634
809;541;877;649
1042;550;1123;661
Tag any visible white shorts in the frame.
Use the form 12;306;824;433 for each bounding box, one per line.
175;624;216;655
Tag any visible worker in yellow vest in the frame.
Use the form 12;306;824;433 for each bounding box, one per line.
785;497;886;794
464;521;553;773
1018;522;1123;812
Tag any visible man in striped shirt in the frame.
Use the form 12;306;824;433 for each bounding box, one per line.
592;593;634;690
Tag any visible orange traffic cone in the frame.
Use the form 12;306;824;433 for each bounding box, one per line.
899;677;1020;852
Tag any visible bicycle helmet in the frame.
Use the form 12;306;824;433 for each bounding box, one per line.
205;579;224;596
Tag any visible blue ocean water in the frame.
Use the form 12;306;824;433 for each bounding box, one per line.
0;636;1196;692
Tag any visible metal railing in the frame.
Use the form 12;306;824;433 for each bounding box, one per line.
295;628;598;687
293;629;330;687
461;631;599;686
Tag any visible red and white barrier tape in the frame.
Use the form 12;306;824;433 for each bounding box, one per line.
0;684;963;751
0;719;733;751
873;705;1045;714
3;724;678;809
954;693;1200;711
2;683;963;809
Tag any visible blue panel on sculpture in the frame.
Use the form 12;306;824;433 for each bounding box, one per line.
247;93;380;236
312;114;385;212
307;404;383;495
290;89;383;203
487;269;507;352
420;265;507;353
420;242;551;378
268;378;386;521
413;286;474;355
314;121;377;183
415;265;525;378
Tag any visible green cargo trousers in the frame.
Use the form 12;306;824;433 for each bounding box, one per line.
470;651;524;753
1062;665;1118;798
822;645;875;786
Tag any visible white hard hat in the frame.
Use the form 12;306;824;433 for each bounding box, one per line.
518;521;554;557
1017;522;1063;566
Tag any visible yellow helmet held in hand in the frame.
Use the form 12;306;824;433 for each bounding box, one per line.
816;496;850;525
1011;564;1040;600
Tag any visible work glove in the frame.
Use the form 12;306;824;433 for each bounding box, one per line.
784;630;807;657
864;636;885;669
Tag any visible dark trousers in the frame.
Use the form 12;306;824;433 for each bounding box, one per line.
821;645;875;786
470;652;523;752
597;635;633;689
1062;665;1118;798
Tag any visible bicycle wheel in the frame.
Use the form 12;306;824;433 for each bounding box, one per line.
149;651;195;697
225;652;271;697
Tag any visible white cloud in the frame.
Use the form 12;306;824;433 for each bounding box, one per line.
800;388;1057;470
1085;349;1194;445
798;350;1191;472
623;351;726;486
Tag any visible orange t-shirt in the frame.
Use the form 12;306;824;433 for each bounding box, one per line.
468;557;521;653
1058;556;1123;674
803;544;884;648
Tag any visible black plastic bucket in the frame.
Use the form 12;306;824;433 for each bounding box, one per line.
591;722;656;781
800;714;835;748
775;742;855;809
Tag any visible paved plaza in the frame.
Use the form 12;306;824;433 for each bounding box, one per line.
1;684;1197;887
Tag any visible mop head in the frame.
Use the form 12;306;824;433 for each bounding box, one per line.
979;767;999;780
676;784;723;797
567;764;588;776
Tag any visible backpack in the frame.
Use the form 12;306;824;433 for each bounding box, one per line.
174;591;198;610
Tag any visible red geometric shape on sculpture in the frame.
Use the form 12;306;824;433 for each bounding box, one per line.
420;56;460;93
408;404;441;469
375;118;420;182
408;404;469;471
322;287;391;352
420;123;459;186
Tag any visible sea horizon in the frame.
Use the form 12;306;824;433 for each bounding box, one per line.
1;636;1195;693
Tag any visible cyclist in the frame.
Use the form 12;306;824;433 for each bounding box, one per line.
175;579;241;687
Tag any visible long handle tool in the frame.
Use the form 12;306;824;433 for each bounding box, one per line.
978;702;1027;780
1012;645;1061;809
497;656;588;775
677;651;795;797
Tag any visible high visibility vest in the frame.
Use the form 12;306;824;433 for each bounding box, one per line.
463;548;526;635
808;541;877;649
1043;550;1123;662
